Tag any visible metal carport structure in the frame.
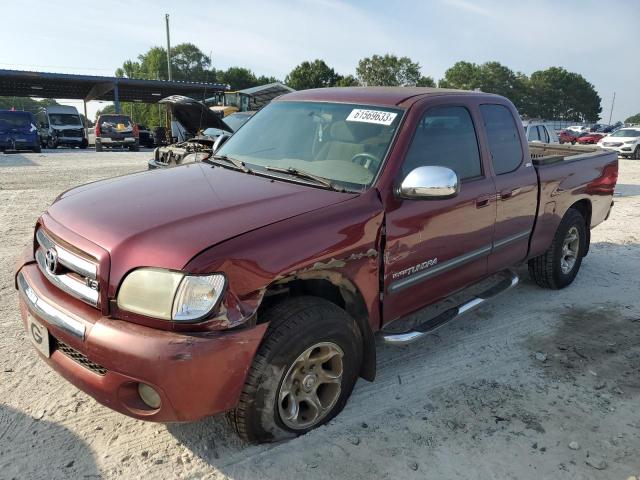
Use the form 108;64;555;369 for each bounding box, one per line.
0;69;229;118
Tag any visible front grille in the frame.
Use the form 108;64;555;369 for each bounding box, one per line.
55;338;107;376
35;228;100;308
60;129;83;138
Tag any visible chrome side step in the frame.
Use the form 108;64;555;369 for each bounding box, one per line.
382;270;519;345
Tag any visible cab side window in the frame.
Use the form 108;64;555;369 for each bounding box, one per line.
480;104;523;175
401;106;482;181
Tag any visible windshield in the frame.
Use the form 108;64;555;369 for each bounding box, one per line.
610;129;640;138
0;112;32;129
49;113;82;126
216;101;402;189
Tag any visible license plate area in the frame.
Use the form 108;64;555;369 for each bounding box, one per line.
27;315;51;358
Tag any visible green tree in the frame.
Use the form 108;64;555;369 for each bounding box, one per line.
528;67;601;122
285;60;341;90
356;54;427;86
439;61;528;108
624;113;640;124
335;74;360;87
0;97;58;114
217;67;259;90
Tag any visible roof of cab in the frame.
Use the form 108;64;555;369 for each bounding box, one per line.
277;86;491;108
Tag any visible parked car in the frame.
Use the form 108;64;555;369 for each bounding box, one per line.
522;120;559;143
597;127;640;159
148;96;235;169
202;111;254;138
575;132;605;145
567;125;590;134
15;87;618;443
36;105;88;149
559;129;580;144
94;114;139;151
0;110;41;153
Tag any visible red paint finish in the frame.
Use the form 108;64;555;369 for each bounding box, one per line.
14;87;618;423
18;263;267;421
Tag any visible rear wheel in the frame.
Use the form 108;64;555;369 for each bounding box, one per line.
231;296;362;443
95;141;103;152
528;208;587;289
633;146;640;160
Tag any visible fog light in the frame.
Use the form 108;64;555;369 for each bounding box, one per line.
137;383;161;409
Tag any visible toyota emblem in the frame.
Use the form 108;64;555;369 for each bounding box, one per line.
45;248;59;274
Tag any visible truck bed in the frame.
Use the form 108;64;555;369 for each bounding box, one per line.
529;142;606;165
527;142;618;260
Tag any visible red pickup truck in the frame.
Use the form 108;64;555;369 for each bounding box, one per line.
15;87;618;443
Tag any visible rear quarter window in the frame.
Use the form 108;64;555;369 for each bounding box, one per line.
480;104;523;175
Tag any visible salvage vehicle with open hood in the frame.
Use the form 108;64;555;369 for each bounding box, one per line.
148;95;235;169
15;87;617;443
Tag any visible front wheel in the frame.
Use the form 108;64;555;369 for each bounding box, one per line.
528;208;587;289
633;146;640;160
231;296;363;443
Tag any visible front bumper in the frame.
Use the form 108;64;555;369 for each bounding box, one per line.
599;143;637;155
16;263;267;422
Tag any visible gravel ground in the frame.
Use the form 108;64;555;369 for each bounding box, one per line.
0;149;639;480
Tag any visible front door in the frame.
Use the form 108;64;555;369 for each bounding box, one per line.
383;103;496;323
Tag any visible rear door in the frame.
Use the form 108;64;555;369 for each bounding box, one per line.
383;101;496;322
479;103;538;272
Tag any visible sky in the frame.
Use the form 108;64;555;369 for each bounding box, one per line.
1;0;638;122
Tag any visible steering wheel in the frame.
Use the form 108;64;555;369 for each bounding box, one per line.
350;152;381;172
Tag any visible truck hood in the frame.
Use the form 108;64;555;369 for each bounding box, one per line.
159;95;232;137
47;163;356;282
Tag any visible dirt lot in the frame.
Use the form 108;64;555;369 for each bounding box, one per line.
1;149;639;480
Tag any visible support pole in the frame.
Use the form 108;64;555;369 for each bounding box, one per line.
83;100;88;127
608;92;616;125
114;81;120;114
165;14;172;81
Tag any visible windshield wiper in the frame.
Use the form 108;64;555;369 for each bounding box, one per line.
208;154;252;173
265;165;335;189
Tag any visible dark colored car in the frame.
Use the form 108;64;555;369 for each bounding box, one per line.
15;88;618;443
137;125;155;148
576;132;605;144
0;110;41;153
94;114;139;152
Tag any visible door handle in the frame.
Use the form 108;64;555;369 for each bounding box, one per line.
499;188;520;200
476;195;493;208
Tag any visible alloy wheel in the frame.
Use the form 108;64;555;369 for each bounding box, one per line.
278;342;344;430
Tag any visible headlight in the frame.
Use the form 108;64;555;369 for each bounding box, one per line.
117;268;225;321
624;140;637;144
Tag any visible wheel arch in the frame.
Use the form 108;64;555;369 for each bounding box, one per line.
257;270;377;381
568;199;592;256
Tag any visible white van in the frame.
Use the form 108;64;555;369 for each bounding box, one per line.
36;105;88;149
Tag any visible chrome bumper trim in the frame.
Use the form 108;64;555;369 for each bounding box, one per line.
35;249;98;306
17;271;86;340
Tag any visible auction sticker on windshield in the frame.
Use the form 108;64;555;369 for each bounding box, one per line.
346;109;397;126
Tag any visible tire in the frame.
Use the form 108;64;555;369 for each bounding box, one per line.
95;141;103;152
634;146;640;160
231;296;363;443
33;145;41;153
80;139;88;149
129;143;140;152
528;208;587;289
46;138;57;149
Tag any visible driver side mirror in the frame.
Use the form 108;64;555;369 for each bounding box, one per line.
397;166;459;200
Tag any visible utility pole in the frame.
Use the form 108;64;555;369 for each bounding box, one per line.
165;14;172;81
608;92;616;125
